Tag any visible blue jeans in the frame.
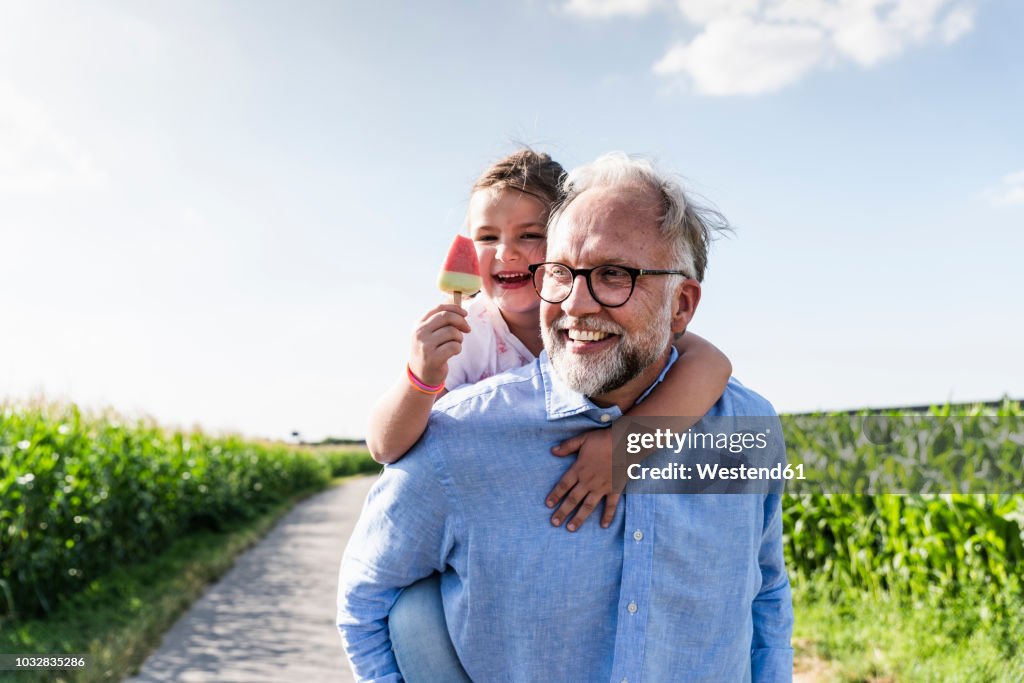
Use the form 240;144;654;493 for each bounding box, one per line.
390;573;471;683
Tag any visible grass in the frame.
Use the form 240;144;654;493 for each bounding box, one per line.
0;479;351;683
792;583;1024;682
308;445;382;478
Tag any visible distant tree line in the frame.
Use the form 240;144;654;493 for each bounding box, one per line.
306;437;367;446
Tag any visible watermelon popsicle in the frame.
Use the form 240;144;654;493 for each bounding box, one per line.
437;235;481;306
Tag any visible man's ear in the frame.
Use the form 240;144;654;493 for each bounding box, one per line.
670;279;701;336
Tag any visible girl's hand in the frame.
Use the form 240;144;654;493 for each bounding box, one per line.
546;428;621;531
409;304;470;387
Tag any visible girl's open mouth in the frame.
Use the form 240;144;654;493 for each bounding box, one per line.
493;272;532;289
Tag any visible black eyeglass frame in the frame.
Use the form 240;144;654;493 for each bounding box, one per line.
527;262;691;308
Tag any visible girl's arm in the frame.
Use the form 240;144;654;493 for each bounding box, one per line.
366;379;446;465
365;304;469;464
545;331;732;530
647;331;733;419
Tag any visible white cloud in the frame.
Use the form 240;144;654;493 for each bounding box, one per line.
564;0;978;95
941;5;974;43
0;83;107;195
654;16;826;95
981;171;1024;207
564;0;667;18
824;0;958;66
676;0;760;24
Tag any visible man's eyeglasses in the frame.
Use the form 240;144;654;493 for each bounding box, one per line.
527;262;691;308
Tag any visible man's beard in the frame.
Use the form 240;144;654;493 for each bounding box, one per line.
542;303;672;398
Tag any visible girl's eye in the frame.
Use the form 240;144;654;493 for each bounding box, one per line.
522;233;545;240
474;235;497;242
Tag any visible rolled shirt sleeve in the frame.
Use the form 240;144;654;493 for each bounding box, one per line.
750;490;795;682
337;445;458;682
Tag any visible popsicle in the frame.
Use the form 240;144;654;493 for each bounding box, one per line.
437;235;481;306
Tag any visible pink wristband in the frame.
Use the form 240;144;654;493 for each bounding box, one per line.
407;364;445;394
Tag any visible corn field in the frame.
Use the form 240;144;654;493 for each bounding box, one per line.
2;399;1021;632
0;402;365;621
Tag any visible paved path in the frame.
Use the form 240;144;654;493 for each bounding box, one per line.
127;475;377;683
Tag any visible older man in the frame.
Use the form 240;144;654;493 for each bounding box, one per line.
338;153;793;682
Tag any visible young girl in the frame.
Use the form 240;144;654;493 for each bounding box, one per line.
367;149;732;531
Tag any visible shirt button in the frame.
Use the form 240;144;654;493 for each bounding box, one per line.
627;601;638;614
633;529;643;542
600;414;611;423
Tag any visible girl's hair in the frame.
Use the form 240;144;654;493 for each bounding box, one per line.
471;149;566;209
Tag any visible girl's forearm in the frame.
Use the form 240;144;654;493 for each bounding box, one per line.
365;378;442;464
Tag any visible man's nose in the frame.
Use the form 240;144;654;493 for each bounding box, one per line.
561;274;602;317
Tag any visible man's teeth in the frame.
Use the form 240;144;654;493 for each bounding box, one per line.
494;273;529;282
567;329;611;342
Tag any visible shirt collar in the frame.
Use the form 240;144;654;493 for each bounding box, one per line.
539;346;680;422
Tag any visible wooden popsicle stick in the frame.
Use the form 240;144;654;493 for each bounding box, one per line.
453;291;462;307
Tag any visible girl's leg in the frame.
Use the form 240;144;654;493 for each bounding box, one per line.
389;573;471;682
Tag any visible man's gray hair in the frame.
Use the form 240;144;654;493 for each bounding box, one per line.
548;152;728;282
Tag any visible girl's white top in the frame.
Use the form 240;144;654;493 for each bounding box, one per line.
444;295;536;390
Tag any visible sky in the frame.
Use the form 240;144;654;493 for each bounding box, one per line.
1;0;1021;441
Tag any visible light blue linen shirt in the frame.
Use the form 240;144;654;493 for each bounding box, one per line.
337;350;793;682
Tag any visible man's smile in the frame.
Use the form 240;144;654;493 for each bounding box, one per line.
567;328;611;342
552;316;625;355
561;328;619;353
